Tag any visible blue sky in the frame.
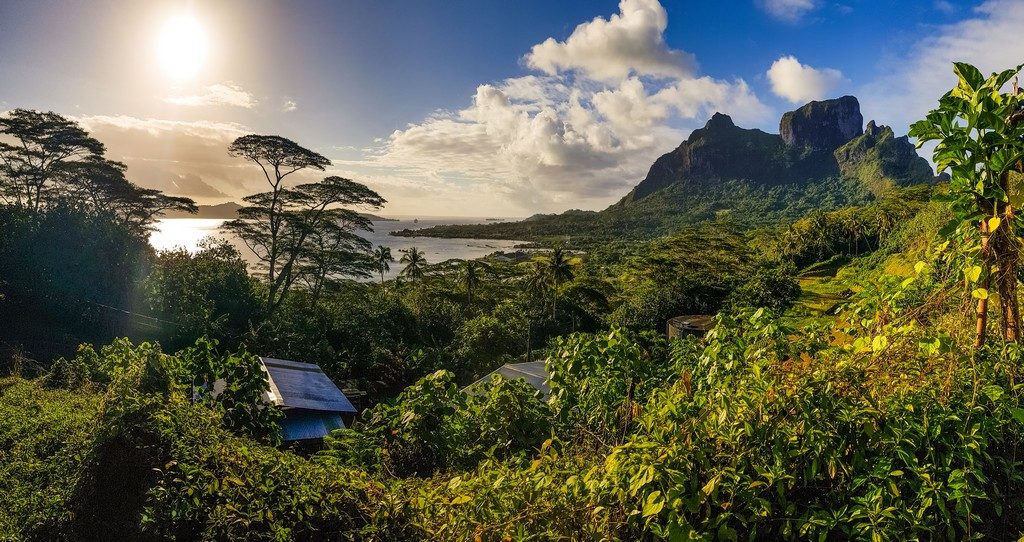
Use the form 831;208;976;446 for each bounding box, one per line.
0;0;1019;216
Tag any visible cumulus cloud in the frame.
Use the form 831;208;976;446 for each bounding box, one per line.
767;56;845;103
373;73;768;210
859;0;1024;135
282;97;298;112
366;0;770;212
524;0;695;82
758;0;819;22
165;83;257;108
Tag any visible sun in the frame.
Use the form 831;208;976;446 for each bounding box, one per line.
156;14;208;80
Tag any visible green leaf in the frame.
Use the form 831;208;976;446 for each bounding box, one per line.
972;288;989;300
449;495;472;505
642;491;665;518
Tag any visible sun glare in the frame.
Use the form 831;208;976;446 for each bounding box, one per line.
156;14;208;80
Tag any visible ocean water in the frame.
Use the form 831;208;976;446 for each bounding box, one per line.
149;217;524;281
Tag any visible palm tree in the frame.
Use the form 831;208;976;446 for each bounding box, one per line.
461;259;490;307
399;247;426;281
373;245;393;283
523;259;551;300
545;247;575;319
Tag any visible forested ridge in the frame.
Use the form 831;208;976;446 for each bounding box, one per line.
2;63;1024;541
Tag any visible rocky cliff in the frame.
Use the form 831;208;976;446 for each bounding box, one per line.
620;96;932;205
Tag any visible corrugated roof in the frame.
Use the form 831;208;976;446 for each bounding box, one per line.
260;357;357;413
279;409;346;441
466;360;550;399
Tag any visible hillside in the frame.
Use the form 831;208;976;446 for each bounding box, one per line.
394;96;936;244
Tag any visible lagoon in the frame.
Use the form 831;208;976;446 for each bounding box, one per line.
149;217;525;281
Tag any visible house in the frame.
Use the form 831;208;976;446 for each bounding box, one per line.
465;360;550;400
260;357;357;443
666;315;715;339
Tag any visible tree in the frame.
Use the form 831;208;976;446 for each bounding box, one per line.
399;247;427;281
226;135;331;307
459;259;491;307
225;164;384;312
0;109;105;211
544;247;575;318
909;63;1024;346
374;245;394;283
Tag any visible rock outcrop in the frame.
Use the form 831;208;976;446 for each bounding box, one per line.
834;120;934;194
779;96;863;152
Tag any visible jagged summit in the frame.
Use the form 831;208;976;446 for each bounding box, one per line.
779;95;863;151
619;96;932;205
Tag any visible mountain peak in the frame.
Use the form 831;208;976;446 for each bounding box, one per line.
779;95;863;152
705;112;735;130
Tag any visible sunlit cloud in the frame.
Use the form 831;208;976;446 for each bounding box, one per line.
74;114;255;202
524;0;695;82
282;97;298;112
164;83;257;108
767;56;845;103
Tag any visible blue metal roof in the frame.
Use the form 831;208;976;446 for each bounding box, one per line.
279;409;346;441
466;360;550;399
261;357;357;413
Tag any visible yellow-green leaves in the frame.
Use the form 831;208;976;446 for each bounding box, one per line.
972;288;989;300
965;265;982;283
987;216;1001;232
642;490;665;518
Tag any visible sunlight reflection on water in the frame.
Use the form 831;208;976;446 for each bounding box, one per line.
149;218;526;281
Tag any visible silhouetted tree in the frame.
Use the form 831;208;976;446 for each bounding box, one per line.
399;247;427;281
226;174;384;313
226;135;331;308
0;109;105;211
374;245;394;283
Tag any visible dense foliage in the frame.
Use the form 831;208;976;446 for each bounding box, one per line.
6;64;1024;541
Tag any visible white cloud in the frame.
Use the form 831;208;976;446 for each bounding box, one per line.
767;56;845;103
524;0;695;82
860;0;1024;136
758;0;819;22
282;97;298;112
164;83;257;108
360;0;772;213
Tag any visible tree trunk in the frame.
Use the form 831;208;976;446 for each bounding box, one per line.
976;218;992;349
995;174;1021;342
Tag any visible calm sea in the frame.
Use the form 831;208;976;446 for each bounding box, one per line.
149;217;524;281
